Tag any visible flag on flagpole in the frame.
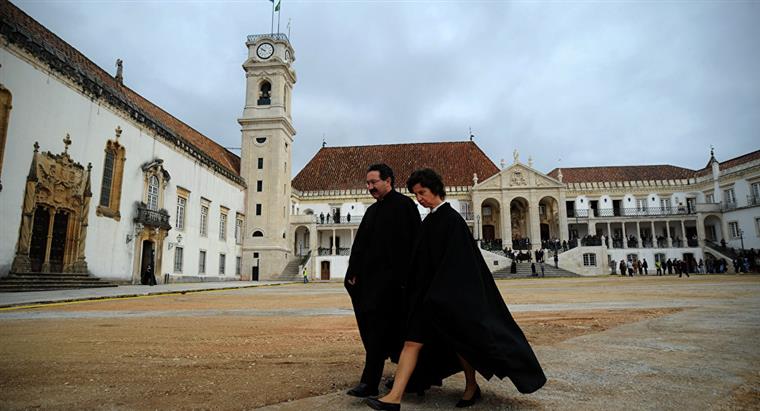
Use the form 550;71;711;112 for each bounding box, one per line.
274;0;281;12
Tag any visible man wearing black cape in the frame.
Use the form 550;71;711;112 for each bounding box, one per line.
344;163;421;397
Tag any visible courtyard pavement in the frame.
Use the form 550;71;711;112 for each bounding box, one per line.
259;279;760;411
0;280;291;308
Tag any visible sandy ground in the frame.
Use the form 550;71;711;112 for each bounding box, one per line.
0;276;758;410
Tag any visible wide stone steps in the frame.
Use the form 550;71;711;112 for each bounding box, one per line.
493;262;579;279
273;259;302;281
0;273;118;292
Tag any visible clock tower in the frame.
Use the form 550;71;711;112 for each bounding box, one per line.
239;33;296;280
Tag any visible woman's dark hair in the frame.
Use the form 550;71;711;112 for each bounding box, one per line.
406;168;446;199
367;163;395;187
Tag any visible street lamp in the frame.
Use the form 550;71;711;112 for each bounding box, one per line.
738;229;745;250
476;214;481;242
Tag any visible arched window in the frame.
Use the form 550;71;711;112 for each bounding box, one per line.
0;85;11;192
96;127;126;220
252;231;264;237
147;175;160;211
258;81;271;105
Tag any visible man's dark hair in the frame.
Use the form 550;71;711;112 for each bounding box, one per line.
367;163;395;187
406;168;446;199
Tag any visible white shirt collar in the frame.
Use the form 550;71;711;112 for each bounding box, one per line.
431;201;446;213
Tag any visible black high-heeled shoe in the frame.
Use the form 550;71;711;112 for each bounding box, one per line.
455;385;481;408
365;397;400;411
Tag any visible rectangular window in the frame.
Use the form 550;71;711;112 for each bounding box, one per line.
751;183;760;206
257;180;263;192
219;211;227;241
705;193;714;203
236;256;242;276
660;198;671;210
219;253;226;275
257;158;264;169
199;250;206;274
729;221;740;239
235;217;243;244
99;150;115;207
755;217;760;237
174;247;184;273
583;253;596;266
176;196;187;230
636;199;647;213
256;204;262;216
200;205;209;237
724;188;736;205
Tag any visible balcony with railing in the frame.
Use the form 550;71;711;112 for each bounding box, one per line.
592;206;696;218
747;194;760;207
134;202;171;230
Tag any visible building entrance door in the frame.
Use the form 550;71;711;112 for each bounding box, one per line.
482;225;495;241
320;261;330;280
29;205;51;272
140;240;156;285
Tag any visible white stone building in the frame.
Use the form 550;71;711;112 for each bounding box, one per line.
1;3;757;287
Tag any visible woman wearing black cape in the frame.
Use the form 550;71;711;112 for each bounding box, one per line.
366;169;546;411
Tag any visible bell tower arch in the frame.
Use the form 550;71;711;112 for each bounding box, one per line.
239;33;296;280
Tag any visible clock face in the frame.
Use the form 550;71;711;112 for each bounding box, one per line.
256;43;274;59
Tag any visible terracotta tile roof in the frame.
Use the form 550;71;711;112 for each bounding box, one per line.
0;1;242;184
695;149;760;177
292;141;499;192
546;165;696;183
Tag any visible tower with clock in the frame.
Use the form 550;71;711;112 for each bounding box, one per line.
238;33;297;280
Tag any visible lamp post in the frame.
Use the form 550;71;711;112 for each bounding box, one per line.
476;214;481;245
739;229;745;250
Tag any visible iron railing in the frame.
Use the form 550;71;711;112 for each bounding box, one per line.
748;195;760;207
134;203;171;230
594;207;696;217
247;33;290;43
316;214;362;225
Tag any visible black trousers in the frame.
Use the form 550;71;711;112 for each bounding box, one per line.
355;311;401;389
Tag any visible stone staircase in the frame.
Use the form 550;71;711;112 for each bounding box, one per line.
273;258;302;281
0;272;119;292
492;261;580;279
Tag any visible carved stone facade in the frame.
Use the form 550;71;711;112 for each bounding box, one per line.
11;137;92;273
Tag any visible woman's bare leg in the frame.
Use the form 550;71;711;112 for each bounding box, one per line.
378;341;424;404
457;354;478;399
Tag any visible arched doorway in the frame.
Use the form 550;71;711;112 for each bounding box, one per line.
294;225;310;256
703;214;723;243
480;198;501;249
539;196;560;243
510;197;530;249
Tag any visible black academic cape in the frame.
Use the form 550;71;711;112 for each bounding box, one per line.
345;189;421;358
407;203;546;394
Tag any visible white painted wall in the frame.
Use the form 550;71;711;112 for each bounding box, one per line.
0;46;243;281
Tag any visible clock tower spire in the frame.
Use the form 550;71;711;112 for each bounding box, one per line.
239;33;296;280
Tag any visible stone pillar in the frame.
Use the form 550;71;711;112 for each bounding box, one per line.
350;229;354;251
636;221;641;248
530;199;541;250
558;192;569;242
41;207;56;272
331;228;336;255
666;222;672;247
589;219;597;235
607;222;612;248
696;214;706;248
650;221;656;248
502;198;511;248
680;220;686;247
622;222;628;249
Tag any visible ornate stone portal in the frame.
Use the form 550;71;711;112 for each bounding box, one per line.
11;136;92;273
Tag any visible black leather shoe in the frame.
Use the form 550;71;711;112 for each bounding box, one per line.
347;383;379;398
365;397;400;411
455;385;481;408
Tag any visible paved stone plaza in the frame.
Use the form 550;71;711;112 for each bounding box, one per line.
0;276;758;410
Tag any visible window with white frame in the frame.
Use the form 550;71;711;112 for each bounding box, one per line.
751;183;760;205
147;175;160;211
219;209;228;241
199;250;206;274
729;221;740;239
235;216;243;244
200;204;209;237
174;246;183;273
724;188;736;205
705;193;714;203
660;198;672;211
219;253;226;275
175;196;187;230
636;199;648;213
583;253;597;266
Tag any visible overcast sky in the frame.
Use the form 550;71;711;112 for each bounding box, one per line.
15;0;760;175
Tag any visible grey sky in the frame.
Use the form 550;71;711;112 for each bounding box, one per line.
15;0;760;175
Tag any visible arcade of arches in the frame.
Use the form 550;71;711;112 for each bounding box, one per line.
477;193;567;250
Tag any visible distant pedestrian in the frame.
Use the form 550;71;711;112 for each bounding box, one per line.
554;253;559;268
642;259;649;275
531;262;536;276
540;262;545;277
303;267;308;284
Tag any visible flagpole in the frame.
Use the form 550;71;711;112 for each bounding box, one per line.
270;0;274;34
277;0;282;34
